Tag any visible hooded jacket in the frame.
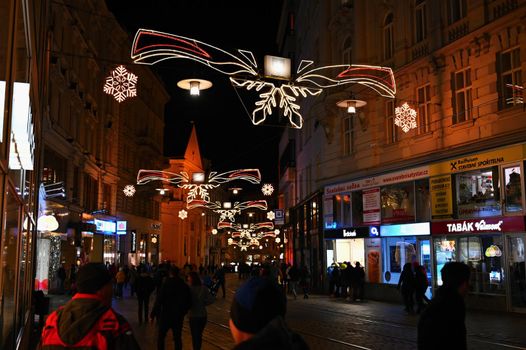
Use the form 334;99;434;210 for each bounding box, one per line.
39;293;140;350
233;316;309;350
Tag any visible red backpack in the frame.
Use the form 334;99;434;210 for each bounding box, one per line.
40;305;127;349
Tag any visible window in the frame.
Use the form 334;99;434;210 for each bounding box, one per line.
456;167;501;218
381;182;415;223
415;0;427;43
447;0;467;25
386;100;397;143
382;236;417;284
498;48;522;109
332;193;351;228
415;179;431;221
503;165;523;213
351;191;363;226
384;13;394;60
451;68;472;124
343;114;354;156
342;36;352;64
417;84;431;133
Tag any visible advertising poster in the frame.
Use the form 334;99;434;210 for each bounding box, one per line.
365;238;381;283
363;188;381;225
35;238;50;292
430;175;453;219
324;195;335;229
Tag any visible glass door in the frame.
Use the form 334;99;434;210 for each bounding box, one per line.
419;239;432;298
507;235;526;311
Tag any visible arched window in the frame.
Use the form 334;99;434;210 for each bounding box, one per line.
415;0;427;43
384;13;394;60
342;36;352;64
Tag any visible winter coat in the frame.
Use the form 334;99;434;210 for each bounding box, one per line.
233;316;309;350
135;273;155;298
151;276;192;323
417;286;467;350
188;285;215;319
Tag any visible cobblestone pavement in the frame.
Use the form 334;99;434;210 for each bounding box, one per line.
45;274;526;350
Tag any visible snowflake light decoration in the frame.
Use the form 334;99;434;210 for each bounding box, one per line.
261;184;274;196
266;211;275;220
178;209;188;220
123;185;136;197
103;65;138;103
394;102;417;133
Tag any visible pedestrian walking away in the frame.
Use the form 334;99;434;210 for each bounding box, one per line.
229;276;309;349
417;262;471;350
213;264;226;298
151;265;192;350
135;266;155;324
38;262;140;349
397;262;415;313
187;271;215;350
299;265;311;299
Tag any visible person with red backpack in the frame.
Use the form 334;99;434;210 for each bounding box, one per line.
38;263;140;350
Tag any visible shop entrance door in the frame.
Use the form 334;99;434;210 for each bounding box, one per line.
418;239;432;299
507;234;526;312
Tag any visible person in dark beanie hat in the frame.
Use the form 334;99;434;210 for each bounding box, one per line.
229;276;309;349
417;262;471;350
38;263;140;349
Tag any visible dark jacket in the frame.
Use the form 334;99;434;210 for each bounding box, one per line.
233;316;309;350
151;276;191;322
135;272;155;298
38;293;140;350
417;286;466;350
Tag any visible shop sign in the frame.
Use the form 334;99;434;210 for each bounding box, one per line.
429;145;524;176
380;222;430;237
430;175;453;219
363;188;381;225
131;230;137;253
9;82;35;170
274;209;285;225
324;226;379;239
94;219;116;233
432;216;525;234
324;166;429;195
117;221;127;231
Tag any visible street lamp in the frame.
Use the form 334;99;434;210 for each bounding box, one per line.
177;79;213;96
336;99;367;115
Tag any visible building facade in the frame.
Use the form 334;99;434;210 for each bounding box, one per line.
278;0;526;311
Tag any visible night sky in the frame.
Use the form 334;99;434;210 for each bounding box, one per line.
106;1;285;183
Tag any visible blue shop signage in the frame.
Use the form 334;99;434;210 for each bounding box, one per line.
324;226;380;239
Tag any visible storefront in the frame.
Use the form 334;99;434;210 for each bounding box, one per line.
379;222;432;297
324;226;379;270
432;216;525;312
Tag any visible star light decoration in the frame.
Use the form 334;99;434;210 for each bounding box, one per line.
266;211;275;221
178;209;188;220
131;29;396;129
261;183;274;196
123;185;136;197
394;102;418;133
103;65;138;103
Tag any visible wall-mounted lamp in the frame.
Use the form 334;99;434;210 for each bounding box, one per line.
177;79;212;96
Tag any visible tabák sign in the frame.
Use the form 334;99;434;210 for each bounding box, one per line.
432;216;525;235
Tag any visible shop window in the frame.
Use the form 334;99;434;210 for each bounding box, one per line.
332;193;351;228
504;165;523;213
351;191;364;226
382;237;417;285
335;239;364;267
381;182;415;223
415;179;431;221
459;236;505;294
0;190;20;348
455;167;501;218
434;238;456;286
497;47;522;109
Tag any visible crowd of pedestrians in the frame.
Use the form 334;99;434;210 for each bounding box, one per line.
397;262;430;314
327;261;365;301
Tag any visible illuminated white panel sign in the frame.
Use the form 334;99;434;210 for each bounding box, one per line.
117;221;127;231
95;219;116;233
380;222;430;237
9;82;35;170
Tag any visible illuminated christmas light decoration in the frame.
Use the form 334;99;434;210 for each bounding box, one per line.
103;65;137;103
178;209;188;220
394;102;418;133
131;30;396;129
275;237;281;243
261;183;274;196
137;169;261;207
211;229;218;235
266;211;275;221
123;185;136;197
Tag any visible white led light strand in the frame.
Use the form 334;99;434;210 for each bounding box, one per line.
103;65;138;103
394;102;418;133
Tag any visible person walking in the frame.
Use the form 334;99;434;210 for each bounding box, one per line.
213;264;226;298
286;264;300;299
38;263;140;349
151;265;192;350
115;267;126;299
353;262;365;301
135;267;155;324
229;276;309;349
56;264;66;294
415;264;429;313
418;262;471;350
187;271;215;350
397;262;416;313
299;264;311;299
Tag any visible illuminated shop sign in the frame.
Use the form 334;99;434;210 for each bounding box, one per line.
117;221;127;231
131;230;137;253
94;219;116;233
431;216;525;235
380;222;430;237
324;226;379;239
9;82;35;170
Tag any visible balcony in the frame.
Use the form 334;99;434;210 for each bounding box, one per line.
489;0;519;22
447;19;469;43
412;40;429;61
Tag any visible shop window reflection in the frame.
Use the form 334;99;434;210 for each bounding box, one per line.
504;166;522;213
382;237;417;284
435;239;456;286
381;182;415;223
456;166;501;218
